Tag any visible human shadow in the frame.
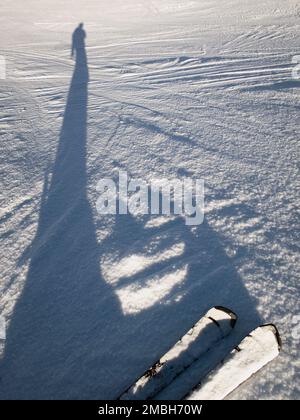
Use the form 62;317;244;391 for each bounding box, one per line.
0;24;123;399
0;26;261;400
71;23;86;59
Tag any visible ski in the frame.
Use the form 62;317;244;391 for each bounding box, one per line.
185;324;281;400
120;306;237;400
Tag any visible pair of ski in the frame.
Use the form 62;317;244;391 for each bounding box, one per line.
119;307;281;400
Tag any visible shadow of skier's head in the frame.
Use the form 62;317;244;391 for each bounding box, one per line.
71;22;87;61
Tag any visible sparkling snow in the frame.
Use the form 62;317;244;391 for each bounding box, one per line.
0;0;299;400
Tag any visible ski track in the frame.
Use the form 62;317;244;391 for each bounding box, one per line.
0;0;299;400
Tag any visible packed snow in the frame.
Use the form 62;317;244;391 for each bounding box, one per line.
0;0;299;400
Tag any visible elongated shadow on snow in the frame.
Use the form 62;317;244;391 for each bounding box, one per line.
0;26;122;399
0;28;261;400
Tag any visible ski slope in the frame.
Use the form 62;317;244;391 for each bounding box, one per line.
0;0;299;399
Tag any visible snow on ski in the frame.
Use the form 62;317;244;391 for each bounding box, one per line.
120;306;237;400
185;324;281;400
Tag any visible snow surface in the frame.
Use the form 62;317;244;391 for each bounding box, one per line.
0;0;299;400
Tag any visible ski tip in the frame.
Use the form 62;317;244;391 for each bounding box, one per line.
214;306;237;328
259;324;282;351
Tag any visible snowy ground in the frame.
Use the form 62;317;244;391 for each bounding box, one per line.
0;0;299;400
